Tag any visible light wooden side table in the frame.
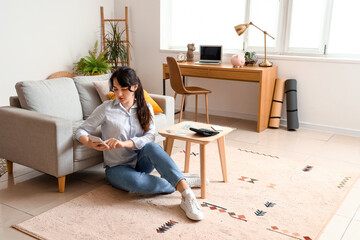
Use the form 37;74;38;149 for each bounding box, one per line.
158;121;235;199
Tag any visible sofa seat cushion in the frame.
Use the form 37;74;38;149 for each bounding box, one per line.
15;78;83;121
72;121;103;162
73;74;112;119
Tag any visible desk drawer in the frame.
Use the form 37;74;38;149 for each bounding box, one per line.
209;69;260;82
181;67;208;78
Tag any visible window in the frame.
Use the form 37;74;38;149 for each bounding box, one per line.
247;0;280;50
285;0;328;54
165;0;246;51
161;0;360;58
327;0;360;56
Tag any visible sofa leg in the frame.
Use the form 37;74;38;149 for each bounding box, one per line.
5;160;13;174
58;176;66;193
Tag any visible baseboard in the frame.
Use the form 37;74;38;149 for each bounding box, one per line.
180;106;360;137
180;106;258;122
279;119;360;137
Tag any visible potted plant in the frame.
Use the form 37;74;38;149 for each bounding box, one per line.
73;41;110;76
105;22;130;69
245;51;258;66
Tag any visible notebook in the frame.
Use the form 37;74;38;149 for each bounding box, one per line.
195;45;222;64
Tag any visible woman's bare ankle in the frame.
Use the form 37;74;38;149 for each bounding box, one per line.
176;179;189;193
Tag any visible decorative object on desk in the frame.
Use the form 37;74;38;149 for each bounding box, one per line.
186;43;195;62
230;53;245;68
245;51;258;66
269;78;286;128
285;79;299;131
177;53;186;62
73;40;110;76
234;22;275;67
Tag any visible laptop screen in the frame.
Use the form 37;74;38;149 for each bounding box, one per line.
200;45;222;61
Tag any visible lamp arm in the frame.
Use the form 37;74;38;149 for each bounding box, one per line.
249;22;275;39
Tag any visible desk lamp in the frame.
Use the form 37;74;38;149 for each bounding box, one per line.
234;22;274;67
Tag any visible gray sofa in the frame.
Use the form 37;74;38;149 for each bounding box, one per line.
0;74;174;192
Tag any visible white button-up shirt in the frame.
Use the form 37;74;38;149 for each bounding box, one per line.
75;99;155;168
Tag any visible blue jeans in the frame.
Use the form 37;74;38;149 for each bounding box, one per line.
105;142;185;194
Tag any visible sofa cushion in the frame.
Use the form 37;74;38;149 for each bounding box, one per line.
73;74;112;119
93;80;111;102
143;90;163;114
15;77;83;121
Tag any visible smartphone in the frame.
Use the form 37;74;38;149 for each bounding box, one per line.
88;135;109;148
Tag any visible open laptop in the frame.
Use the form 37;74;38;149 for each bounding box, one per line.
195;45;222;64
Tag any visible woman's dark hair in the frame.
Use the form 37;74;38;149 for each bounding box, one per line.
109;66;152;132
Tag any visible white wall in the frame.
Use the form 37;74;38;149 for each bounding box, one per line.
0;0;115;105
117;0;360;136
275;58;360;134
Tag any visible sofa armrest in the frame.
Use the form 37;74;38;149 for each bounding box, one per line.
149;94;174;127
0;106;74;177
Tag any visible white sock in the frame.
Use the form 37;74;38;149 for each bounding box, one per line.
181;188;193;197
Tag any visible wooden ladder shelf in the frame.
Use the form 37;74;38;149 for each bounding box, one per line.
100;6;130;67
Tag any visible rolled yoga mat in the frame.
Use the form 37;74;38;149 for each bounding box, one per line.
285;79;299;130
269;78;286;128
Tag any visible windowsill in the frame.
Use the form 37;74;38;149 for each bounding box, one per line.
268;54;360;64
159;49;360;65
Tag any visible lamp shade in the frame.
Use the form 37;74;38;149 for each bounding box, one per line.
234;23;249;36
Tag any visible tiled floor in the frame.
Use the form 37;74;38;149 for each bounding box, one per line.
0;112;359;239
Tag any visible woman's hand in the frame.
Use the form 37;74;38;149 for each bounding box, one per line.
105;138;136;150
105;138;125;149
78;135;109;151
89;141;110;151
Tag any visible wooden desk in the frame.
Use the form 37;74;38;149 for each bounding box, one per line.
162;62;278;132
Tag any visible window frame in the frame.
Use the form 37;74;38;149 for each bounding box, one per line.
161;0;359;59
282;0;334;56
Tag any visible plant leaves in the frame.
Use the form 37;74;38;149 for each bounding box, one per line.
105;21;130;67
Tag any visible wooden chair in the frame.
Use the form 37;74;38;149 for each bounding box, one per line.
166;57;211;123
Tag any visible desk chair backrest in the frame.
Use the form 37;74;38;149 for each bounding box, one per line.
166;57;188;94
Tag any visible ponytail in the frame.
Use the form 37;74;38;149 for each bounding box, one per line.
134;84;152;132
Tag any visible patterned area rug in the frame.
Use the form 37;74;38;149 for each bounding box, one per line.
0;158;7;177
13;142;359;240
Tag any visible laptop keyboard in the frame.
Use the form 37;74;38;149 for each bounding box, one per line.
195;61;221;65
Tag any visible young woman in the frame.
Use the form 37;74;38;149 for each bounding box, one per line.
75;66;203;221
